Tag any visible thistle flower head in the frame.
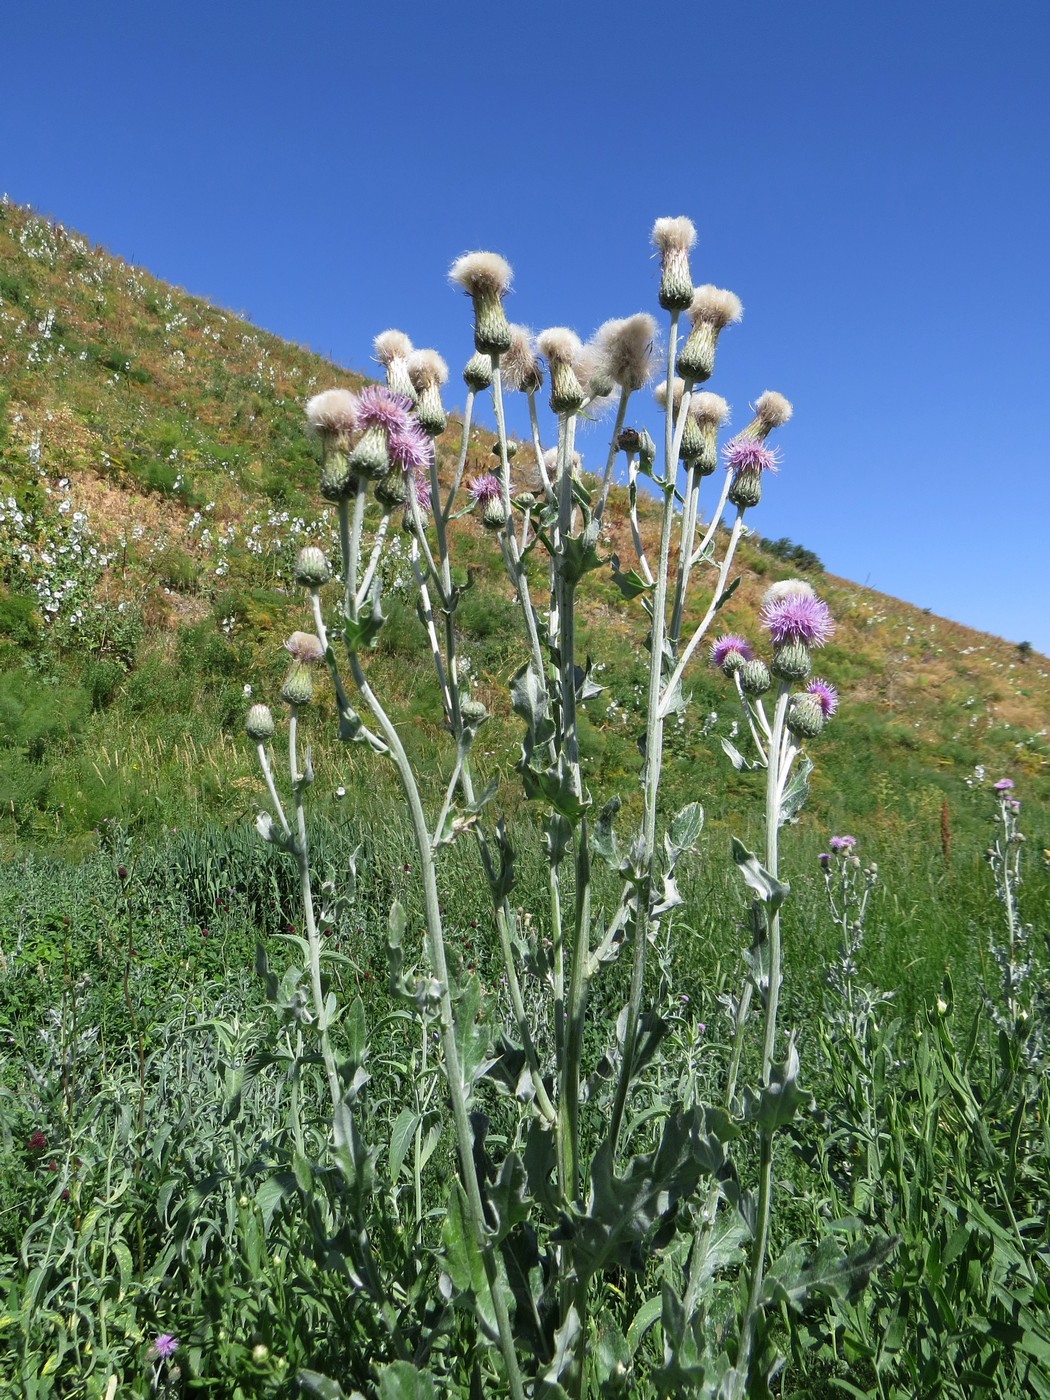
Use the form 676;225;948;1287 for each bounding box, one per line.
993;778;1015;792
449;251;513;354
710;634;752;674
283;631;325;663
761;590;834;648
654;377;686;413
651;216;697;310
373;329;413;366
724;437;780;474
805;677;839;718
356;385;413;433
829;835;857;852
407;349;448;393
388;416;433;473
449;251;513;299
754;391;793;428
305;388;359;440
502;325;543;393
469;474;503;505
593;313;658;392
691;392;730;427
151;1335;179;1361
687;285;743;330
537;327;584;413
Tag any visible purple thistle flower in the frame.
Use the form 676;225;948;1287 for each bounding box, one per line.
409;468;431;514
761;591;834;648
469;474;502;504
723;437;780;475
710;634;753;669
388;416;433;473
153;1334;178;1359
993;778;1014;792
356;385;413;433
829;835;856;852
818;852;830;867
805;677;839;718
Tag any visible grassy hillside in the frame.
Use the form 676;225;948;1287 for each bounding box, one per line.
0;197;1047;860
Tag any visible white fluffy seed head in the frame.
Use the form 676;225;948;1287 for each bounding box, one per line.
594;313;658;392
305;388;358;436
543;446;581;473
407;349;449;392
373;329;413;366
502;325;542;392
690;392;730;426
575;342;614;401
536;327;582;366
688;286;743;329
653;376;685;412
755;391;793;427
763;579;814;607
651;216;697;255
448;251;513;297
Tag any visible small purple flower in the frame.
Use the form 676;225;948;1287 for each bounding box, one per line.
818;852;830;867
388;416;433;473
723;436;780;475
468;474;502;504
408;468;431;514
805;677;838;718
1009;799;1022;813
710;634;753;670
152;1334;178;1359
829;835;856;852
356;385;413;433
993;778;1014;792
761;591;834;648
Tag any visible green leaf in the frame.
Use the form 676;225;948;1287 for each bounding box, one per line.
521;752;591;822
764;1231;899;1312
610;553;654;601
721;737;755;772
297;1372;349;1399
668;802;704;856
626;1295;663;1355
342;597;385;651
778;755;812;826
713;575;741;612
742;1036;807;1132
591;796;621;865
443;1182;508;1344
730;837;789;913
388;1107;419;1184
377;1361;436;1400
559;535;605;586
256;1172;298;1229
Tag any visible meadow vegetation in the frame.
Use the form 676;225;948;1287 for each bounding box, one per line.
0;201;1048;1397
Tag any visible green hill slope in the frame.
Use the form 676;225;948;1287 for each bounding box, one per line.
1;198;1047;855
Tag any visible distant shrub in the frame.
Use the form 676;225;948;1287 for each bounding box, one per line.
0;591;40;644
756;534;824;571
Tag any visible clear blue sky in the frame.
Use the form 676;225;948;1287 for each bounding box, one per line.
4;1;1049;653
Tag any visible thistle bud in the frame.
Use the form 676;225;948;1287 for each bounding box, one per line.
293;546;330;589
740;658;771;696
306;389;359;500
725;438;780;510
280;661;314;707
374;471;408;510
463;350;493;392
407;349;449;438
482;495;508;531
636;427;656;473
492;438;518;460
449;251;513;355
537;328;585;413
651;216;697;311
348;423;391;481
772;640;812;682
676;286;742;383
373;330;416;402
679;412;704;463
319;456;358;502
245;704;275;741
787;692;825;738
460;697;488;727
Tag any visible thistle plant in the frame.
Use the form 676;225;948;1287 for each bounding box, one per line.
245;218;879;1397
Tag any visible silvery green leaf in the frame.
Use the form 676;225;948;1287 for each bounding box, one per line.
576;656;605;702
297;1370;349;1398
763;1232;898;1312
591;796;621;865
342;595;385;651
720;737;754;772
778;754;813;826
669;802;704;855
610;553;654;601
543;1304;582;1385
713;575;741;612
652;874;683;917
741;1036;806;1132
730;837;789;912
255;811;276;844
